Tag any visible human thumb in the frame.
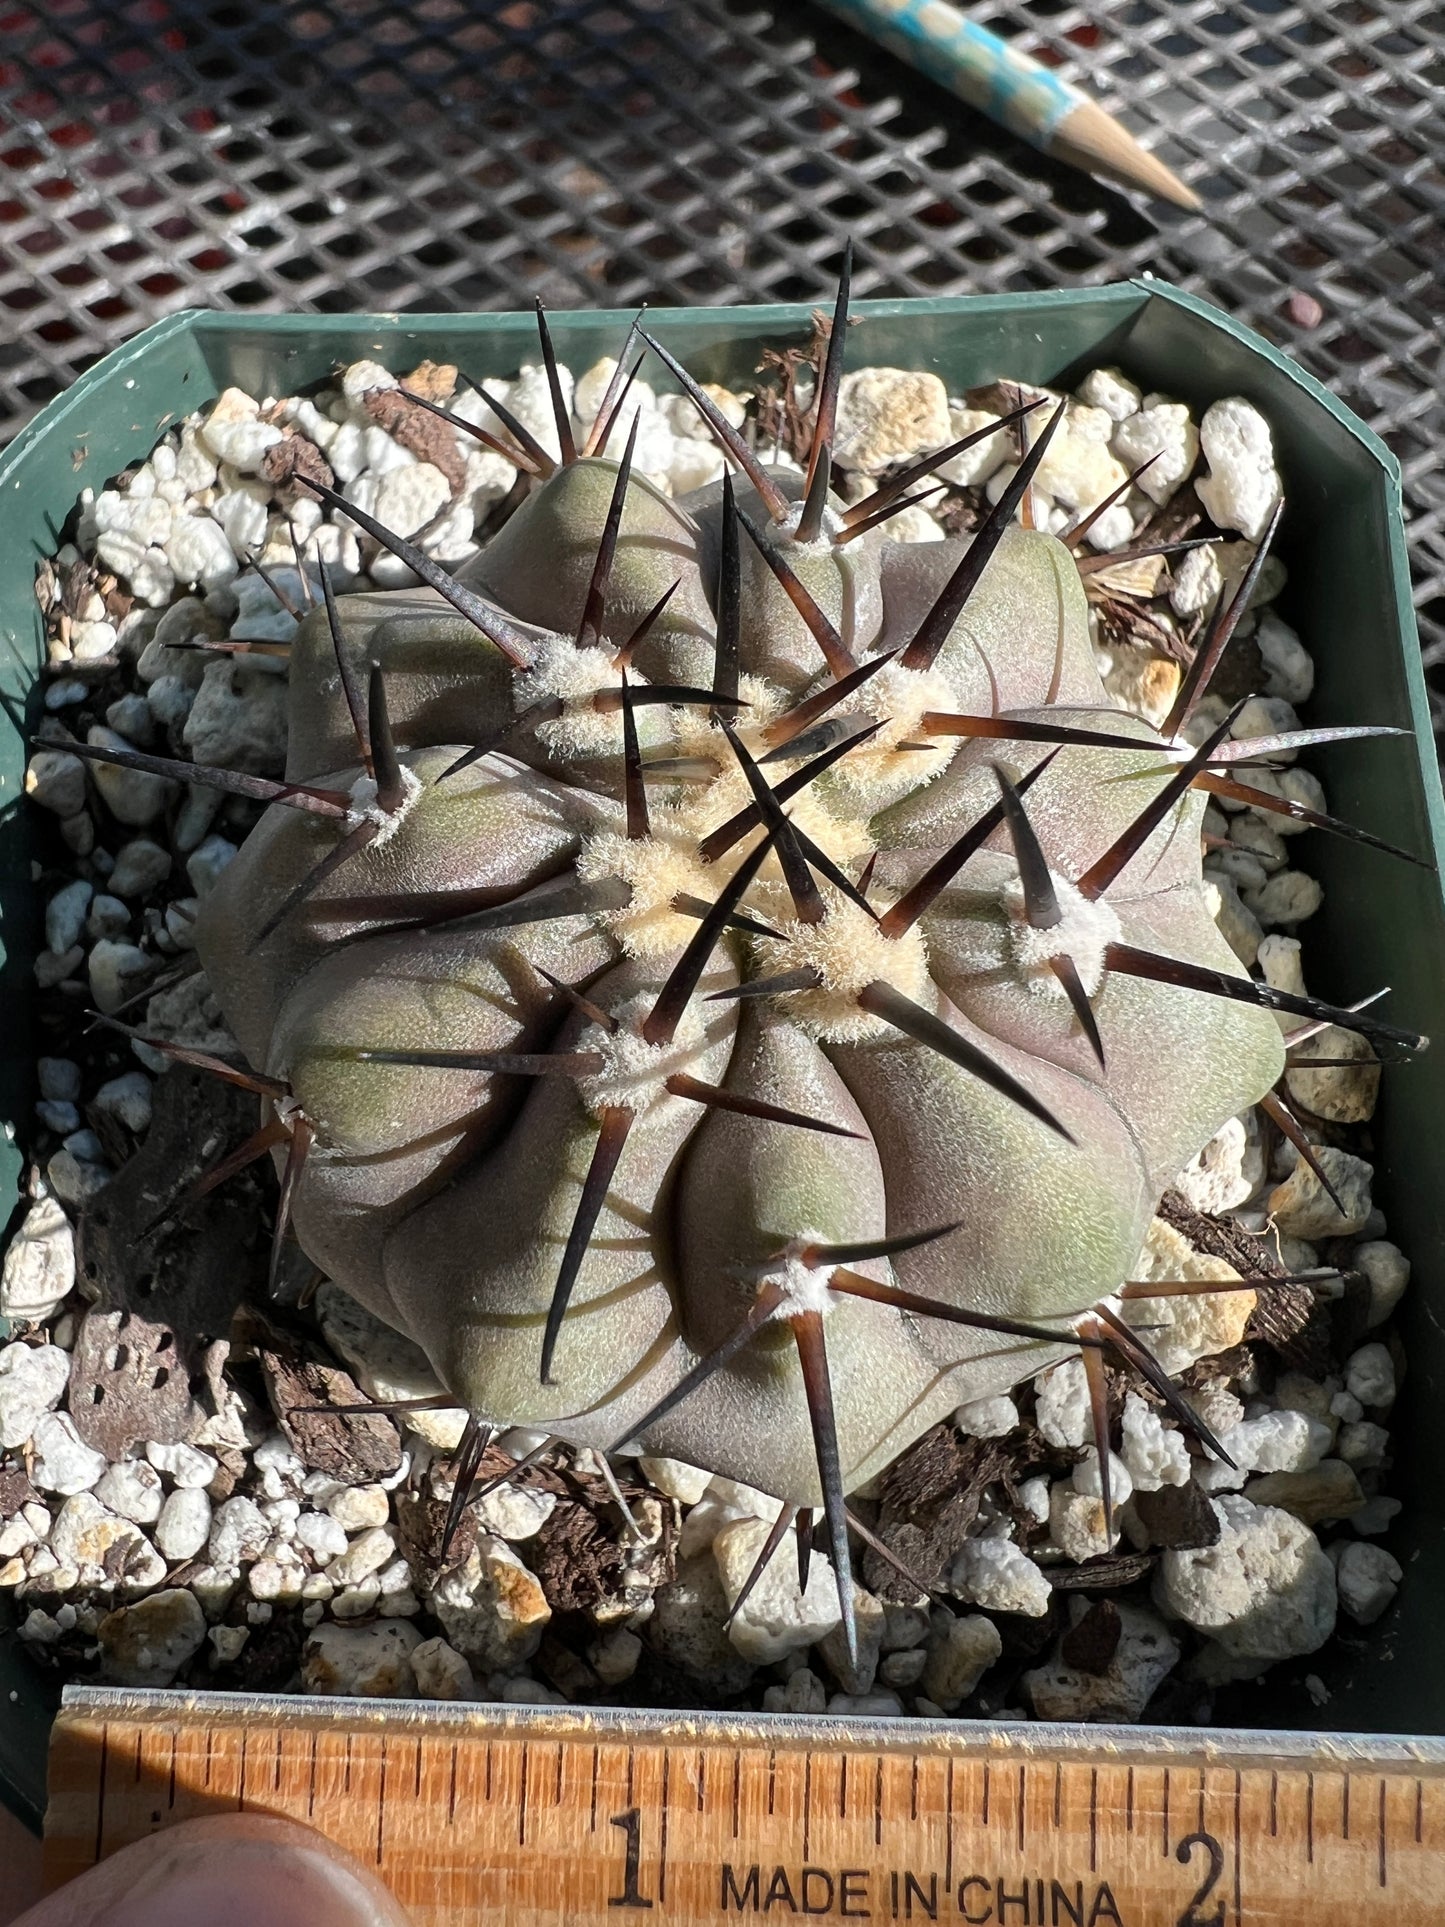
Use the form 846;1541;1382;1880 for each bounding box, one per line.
10;1812;412;1927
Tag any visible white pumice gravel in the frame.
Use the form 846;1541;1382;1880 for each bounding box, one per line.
1;350;1414;1726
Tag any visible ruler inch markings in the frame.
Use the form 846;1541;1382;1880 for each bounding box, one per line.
41;1689;1445;1927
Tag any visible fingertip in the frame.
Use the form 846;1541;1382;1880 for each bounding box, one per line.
15;1814;411;1927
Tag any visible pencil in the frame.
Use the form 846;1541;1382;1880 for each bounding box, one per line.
810;0;1201;211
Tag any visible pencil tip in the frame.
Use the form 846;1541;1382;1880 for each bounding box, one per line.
1054;99;1199;210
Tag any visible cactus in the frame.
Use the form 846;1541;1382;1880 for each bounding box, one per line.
73;265;1426;1663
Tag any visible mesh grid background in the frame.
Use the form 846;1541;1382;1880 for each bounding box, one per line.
2;0;1442;709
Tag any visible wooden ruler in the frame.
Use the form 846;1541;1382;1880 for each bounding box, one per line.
45;1686;1445;1925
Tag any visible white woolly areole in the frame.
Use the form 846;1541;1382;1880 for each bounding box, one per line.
575;993;714;1122
1003;870;1122;998
774;498;845;552
820;658;956;812
345;764;424;846
665;675;783;765
576;825;716;959
762;1249;840;1322
513;634;645;758
754;900;931;1043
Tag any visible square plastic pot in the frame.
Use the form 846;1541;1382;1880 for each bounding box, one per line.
2;284;1442;1830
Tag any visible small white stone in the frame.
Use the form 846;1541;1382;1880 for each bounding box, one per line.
208;1496;270;1566
85;895;131;944
0;1341;71;1447
95;488;173;546
176;427;219;493
342;359;398;404
473;1482;556;1543
92;1072;153;1137
921;1612;1002;1710
1345;1342;1395;1409
1076;367;1141;421
38;1059;82;1103
45;879;93;955
249;1554;305;1602
677;1477;783;1557
935;405;1011;487
35;946;84;991
833;368;951;475
639;1456;713;1505
326;1525;396;1586
590;1628;643;1686
1032;418;1128;516
185;833;239;898
36;1100;79;1135
1110;402;1199;504
1050;1485;1116;1563
147;676;196;738
26;746;88;817
1333;1541;1402;1625
953;1394;1018;1439
949;1537;1050;1618
411;1634;476;1700
86;724;176;825
1222;1409;1330;1475
155;1487;212;1561
495;1677;567;1706
1174;1115;1254;1215
1154;1495;1334;1661
426;1534;551;1671
71;619;119;661
1034;1356;1089;1448
303;1618;421;1697
1017;1476;1051;1526
1256;610;1314;704
371;460;452;540
230;569;303;642
87;939;153;1017
827;1692;904;1717
878;1648;927;1689
294;1510;349;1562
31;1411;108;1494
165;513;240;592
714;1514;841;1663
183;660;288;775
199;388;283;472
325;1483;391;1531
1025;1600;1180;1723
1196;398;1282;541
99;1588;208;1685
1071;1449;1134;1509
1351;1496;1402;1537
47;1488;122;1566
1120;1393;1190;1492
1170;543;1223;621
1336;1421;1389;1470
209;1624;251;1664
1268;1148;1373;1239
95;1459;164;1524
762;1668;828;1715
211;489;269;558
1;1199;75;1325
1352;1241;1409;1328
146;1438;219;1487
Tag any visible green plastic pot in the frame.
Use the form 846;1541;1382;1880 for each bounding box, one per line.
2;284;1441;1832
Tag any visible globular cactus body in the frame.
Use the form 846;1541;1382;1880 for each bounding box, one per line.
173;279;1423;1654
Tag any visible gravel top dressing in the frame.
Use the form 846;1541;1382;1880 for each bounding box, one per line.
2;303;1416;1729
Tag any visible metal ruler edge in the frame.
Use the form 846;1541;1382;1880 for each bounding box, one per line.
46;1684;1445;1926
